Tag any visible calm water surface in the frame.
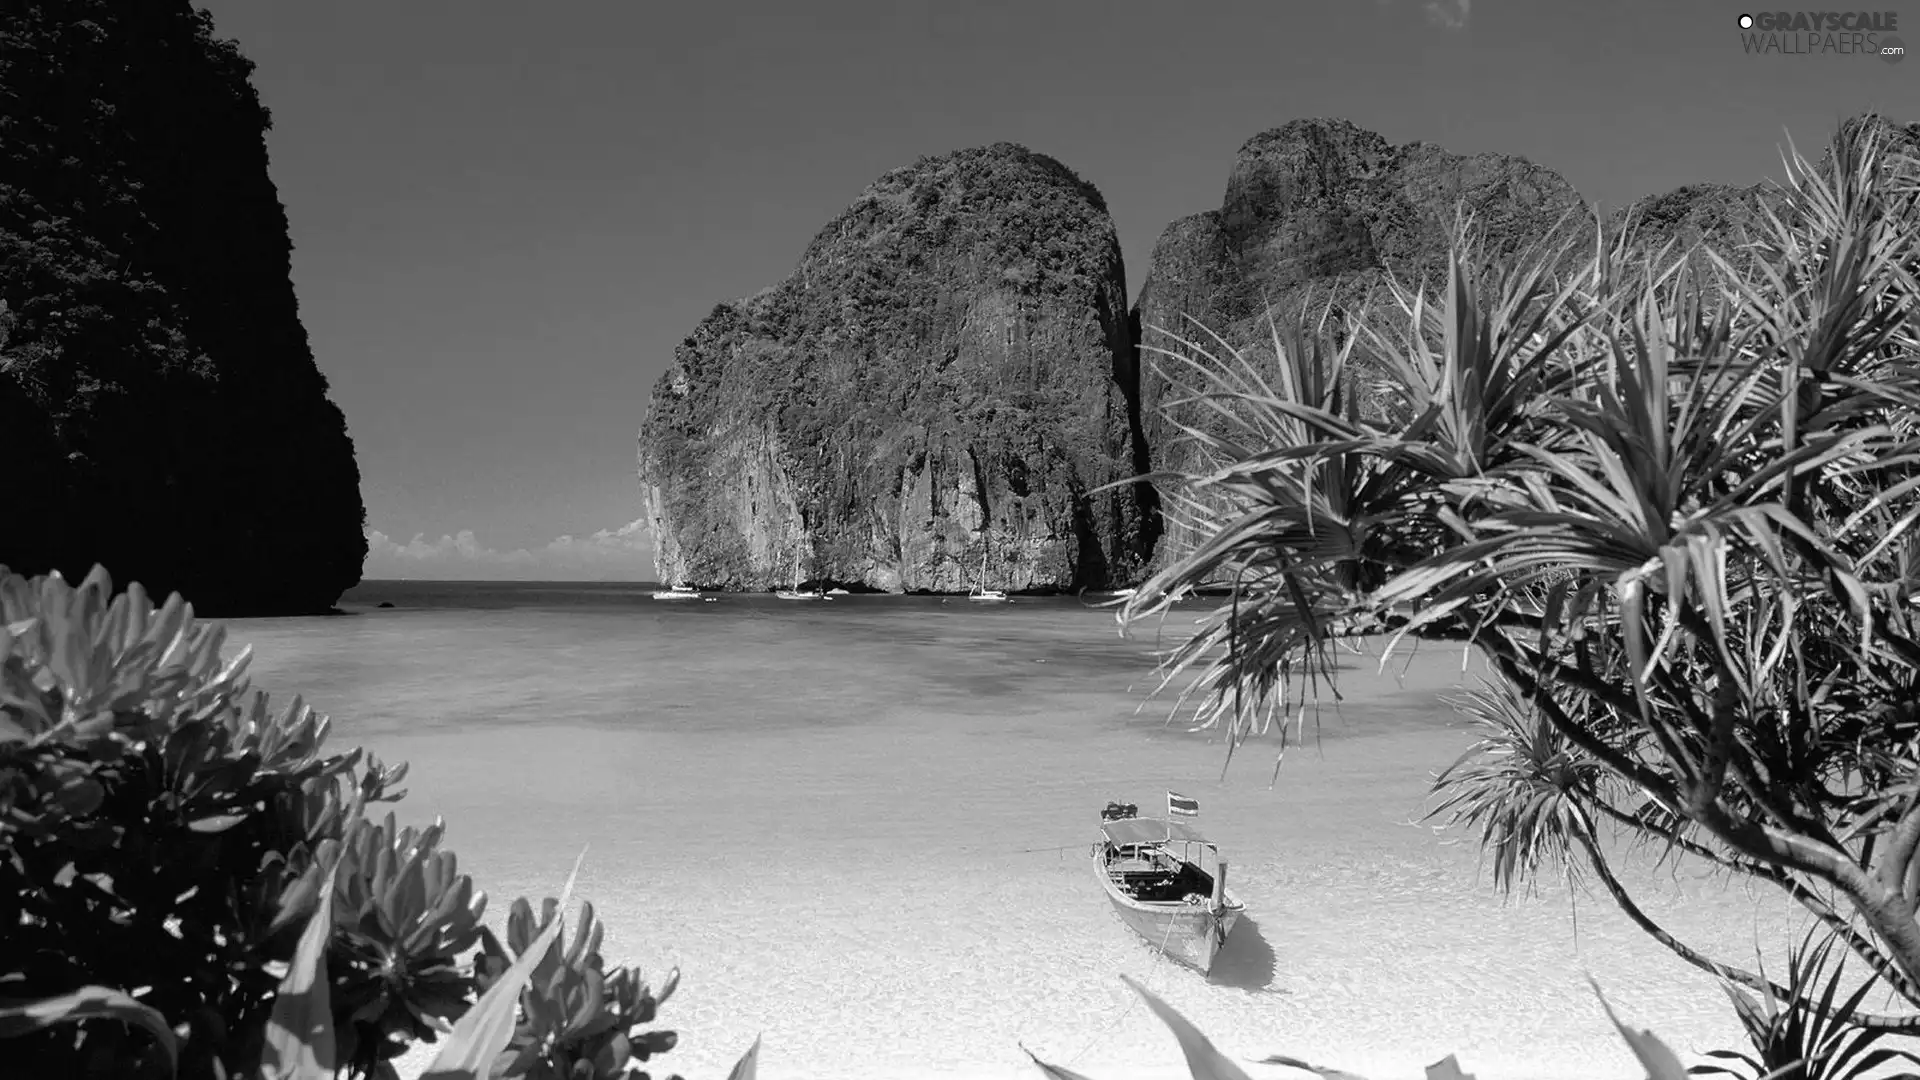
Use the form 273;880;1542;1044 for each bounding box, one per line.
216;581;1804;1080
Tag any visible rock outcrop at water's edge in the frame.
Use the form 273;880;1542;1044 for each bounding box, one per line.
0;2;367;614
637;144;1154;593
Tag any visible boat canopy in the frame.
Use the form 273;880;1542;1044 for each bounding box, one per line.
1101;817;1210;847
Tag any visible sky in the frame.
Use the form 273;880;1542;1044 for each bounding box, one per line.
189;0;1911;581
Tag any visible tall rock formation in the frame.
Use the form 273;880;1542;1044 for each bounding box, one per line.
0;2;367;614
639;116;1915;588
637;144;1152;593
1131;118;1592;565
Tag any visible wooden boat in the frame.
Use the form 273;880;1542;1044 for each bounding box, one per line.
1092;806;1242;974
651;584;701;601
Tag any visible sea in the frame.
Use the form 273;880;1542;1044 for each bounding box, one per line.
218;580;1816;1080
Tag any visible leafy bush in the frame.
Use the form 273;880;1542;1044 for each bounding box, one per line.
1694;928;1920;1080
0;565;684;1079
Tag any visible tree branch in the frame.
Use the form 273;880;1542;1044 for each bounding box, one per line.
1590;796;1920;1007
1571;809;1920;1031
1877;773;1920;904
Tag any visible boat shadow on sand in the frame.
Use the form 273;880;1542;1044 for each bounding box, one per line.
1207;913;1282;993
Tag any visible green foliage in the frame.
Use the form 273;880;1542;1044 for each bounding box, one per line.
0;565;678;1079
1115;112;1920;1044
261;853;347;1079
325;814;487;1074
1692;930;1920;1080
1118;975;1253;1080
0;985;180;1076
720;1035;759;1080
1;563;375;1076
1020;975;1707;1080
1428;680;1610;898
470;898;680;1080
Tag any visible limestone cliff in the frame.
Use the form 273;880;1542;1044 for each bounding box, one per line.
1604;113;1918;278
641;116;1914;589
636;144;1151;593
1127;113;1916;568
0;2;367;614
1131;118;1591;563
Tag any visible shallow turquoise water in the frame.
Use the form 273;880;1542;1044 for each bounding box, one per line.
217;582;1800;1080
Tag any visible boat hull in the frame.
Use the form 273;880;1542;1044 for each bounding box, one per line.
1092;851;1241;974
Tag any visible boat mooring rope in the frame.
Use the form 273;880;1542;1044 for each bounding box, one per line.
1056;889;1187;1068
1006;843;1083;856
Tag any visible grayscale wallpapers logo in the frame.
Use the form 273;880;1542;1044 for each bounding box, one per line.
1737;11;1905;61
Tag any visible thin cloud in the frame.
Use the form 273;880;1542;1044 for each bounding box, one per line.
364;519;655;581
1424;0;1470;30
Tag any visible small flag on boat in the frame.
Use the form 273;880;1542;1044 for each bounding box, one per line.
1167;791;1199;817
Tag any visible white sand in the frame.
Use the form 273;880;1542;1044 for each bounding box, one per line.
233;604;1847;1080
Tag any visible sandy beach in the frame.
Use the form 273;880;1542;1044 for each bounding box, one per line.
230;590;1812;1080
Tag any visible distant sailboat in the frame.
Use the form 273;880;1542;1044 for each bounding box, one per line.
967;541;1009;602
775;548;827;601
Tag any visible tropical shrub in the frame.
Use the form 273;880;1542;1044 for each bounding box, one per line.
1693;928;1920;1080
0;564;684;1079
1111;113;1920;1047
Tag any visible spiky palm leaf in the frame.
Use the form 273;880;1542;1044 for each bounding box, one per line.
1428;680;1615;896
1114;118;1920;1023
1690;928;1920;1080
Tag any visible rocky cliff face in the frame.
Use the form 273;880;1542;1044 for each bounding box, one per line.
642;116;1914;590
1137;120;1593;345
0;2;367;614
1604;114;1917;279
1128;114;1916;568
1131;118;1592;564
637;144;1152;593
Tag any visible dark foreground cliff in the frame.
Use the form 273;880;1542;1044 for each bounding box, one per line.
637;144;1153;593
0;2;366;615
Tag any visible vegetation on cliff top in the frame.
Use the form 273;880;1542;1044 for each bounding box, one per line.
0;1;367;615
